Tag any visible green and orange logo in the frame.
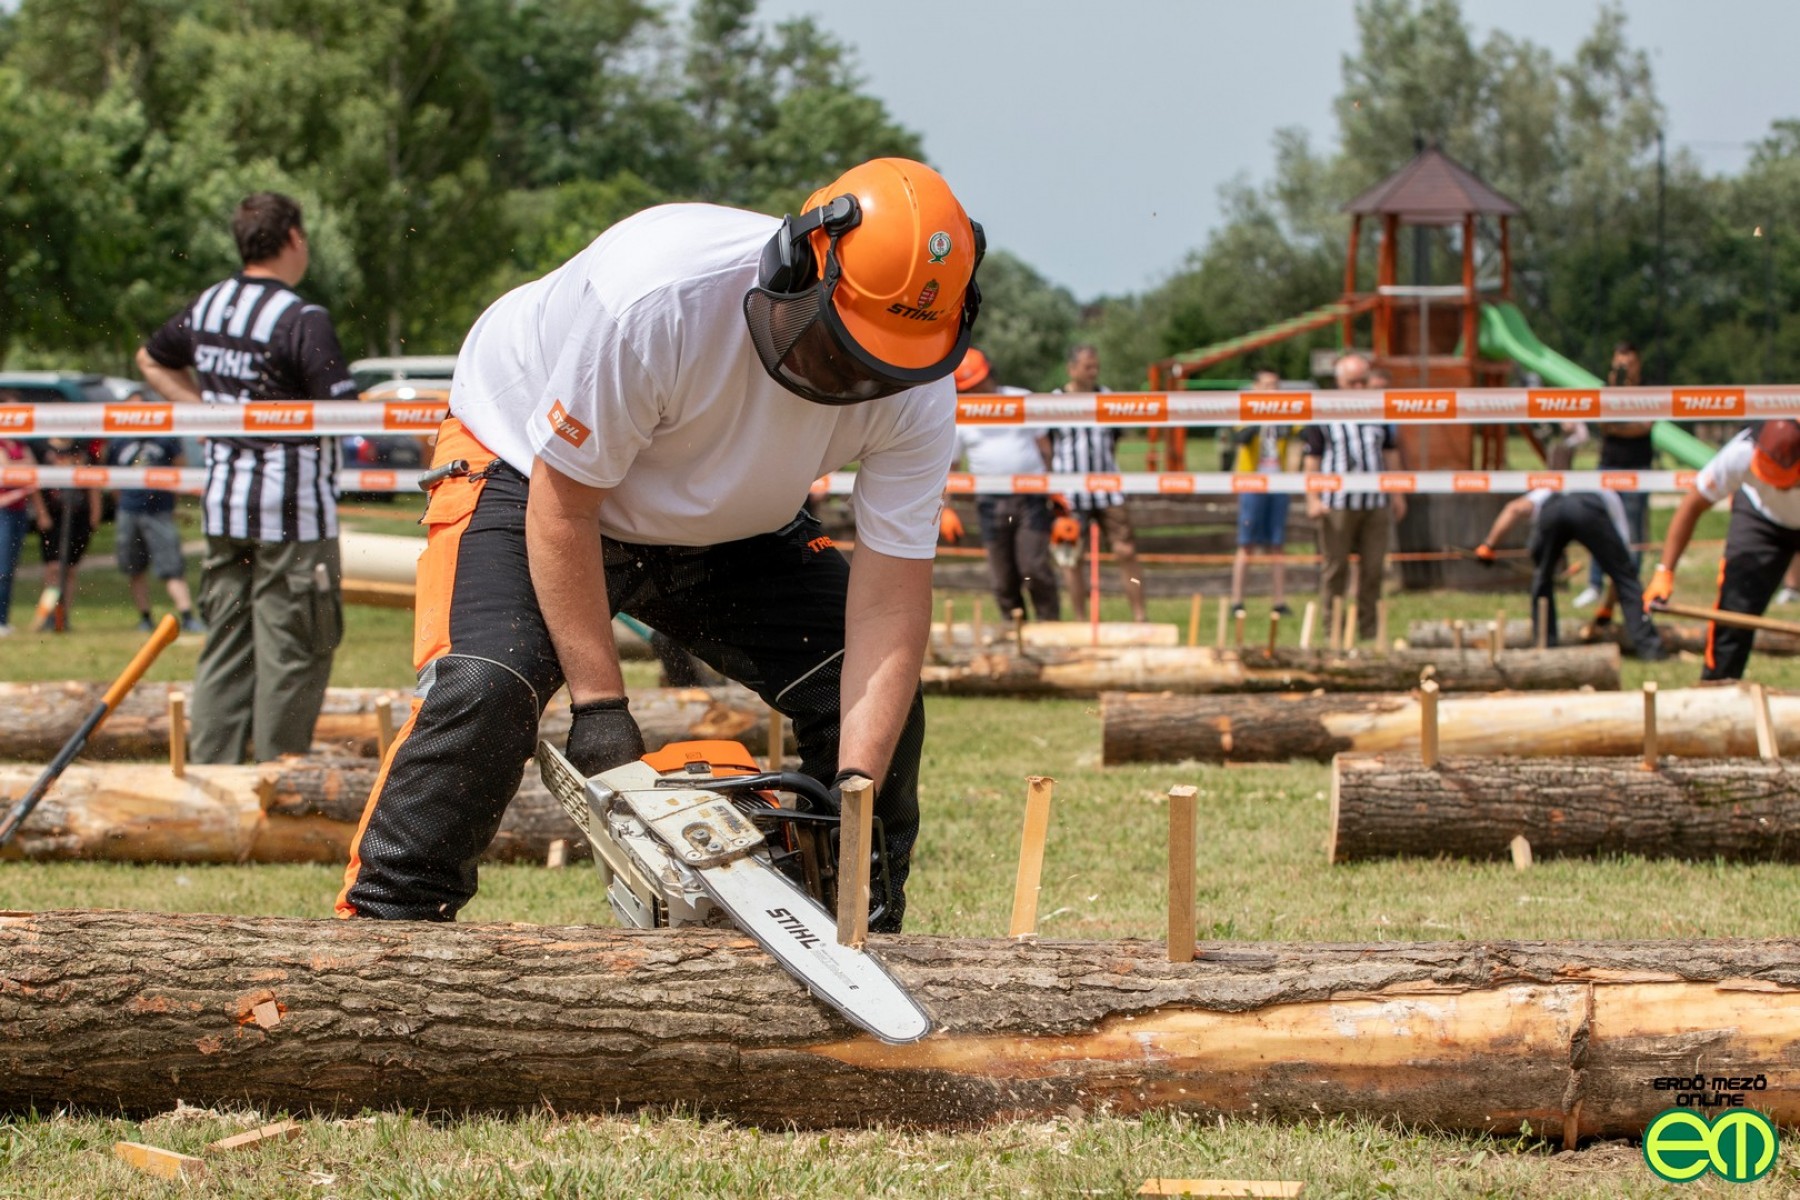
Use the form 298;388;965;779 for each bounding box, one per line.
1643;1107;1778;1184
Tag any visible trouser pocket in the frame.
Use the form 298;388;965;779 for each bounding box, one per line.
286;561;343;654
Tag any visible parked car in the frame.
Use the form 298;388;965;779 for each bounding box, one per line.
0;371;113;463
340;357;454;497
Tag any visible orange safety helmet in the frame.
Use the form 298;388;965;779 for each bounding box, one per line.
953;347;992;393
1753;420;1800;489
745;158;984;405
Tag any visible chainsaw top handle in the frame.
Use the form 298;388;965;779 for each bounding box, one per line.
659;770;838;813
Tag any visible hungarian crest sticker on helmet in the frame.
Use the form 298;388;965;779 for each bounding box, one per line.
927;231;952;263
915;279;939;309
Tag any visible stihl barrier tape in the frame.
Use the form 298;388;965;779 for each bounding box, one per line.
5;466;1702;496
1;385;1795;436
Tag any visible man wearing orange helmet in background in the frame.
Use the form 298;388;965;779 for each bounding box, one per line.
947;348;1060;622
337;159;984;931
1644;420;1800;680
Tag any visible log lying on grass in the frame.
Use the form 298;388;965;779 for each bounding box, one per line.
924;643;1618;698
1331;753;1800;863
0;760;583;863
1406;617;1800;657
929;620;1181;649
1102;683;1800;765
3;910;1798;1137
0;682;773;761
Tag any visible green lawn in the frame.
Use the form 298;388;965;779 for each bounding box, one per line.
5;496;1800;1196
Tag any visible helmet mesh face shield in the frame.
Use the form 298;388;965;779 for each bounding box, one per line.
744;284;910;407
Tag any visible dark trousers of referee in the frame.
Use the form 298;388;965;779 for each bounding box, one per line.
336;420;923;930
1530;494;1664;658
1703;499;1800;680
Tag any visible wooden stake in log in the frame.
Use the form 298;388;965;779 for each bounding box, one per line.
1101;683;1800;767
1187;594;1202;648
1300;600;1317;651
971;598;984;649
1012;608;1026;655
1643;681;1658;770
168;691;185;780
1007;777;1055;938
1754;683;1781;760
1451;619;1465;653
7;911;1800;1135
1419;681;1440;769
1234;609;1246;649
1167;784;1197;964
1344;602;1358;651
375;700;396;760
835;776;874;947
1328;598;1343;653
1266;612;1281;658
1332;753;1800;863
1375;599;1388;656
1510;835;1533;871
545;839;569;869
1536;598;1549;649
1215;599;1228;650
1489;615;1503;665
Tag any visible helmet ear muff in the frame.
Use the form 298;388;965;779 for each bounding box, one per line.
759;216;816;295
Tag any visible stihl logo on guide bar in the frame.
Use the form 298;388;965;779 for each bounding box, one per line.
547;400;590;448
765;908;822;950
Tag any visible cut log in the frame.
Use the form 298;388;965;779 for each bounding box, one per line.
924;644;1618;698
0;760;583;864
0;683;769;762
1406;617;1800;658
930;621;1180;649
1102;683;1800;765
1331;753;1800;863
3;911;1798;1138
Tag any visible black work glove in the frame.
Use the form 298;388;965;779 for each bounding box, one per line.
825;768;876;814
565;697;646;778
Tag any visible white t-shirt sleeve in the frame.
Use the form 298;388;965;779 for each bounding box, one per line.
850;390;958;560
526;284;665;489
1524;488;1552;516
1696;439;1752;505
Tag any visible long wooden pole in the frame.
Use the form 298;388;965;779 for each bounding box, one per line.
1655;599;1800;637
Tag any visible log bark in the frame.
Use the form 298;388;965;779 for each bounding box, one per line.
1102;683;1800;765
924;644;1618;698
0;683;772;761
0;761;583;864
1406;618;1800;657
929;621;1180;649
3;911;1798;1137
1331;753;1800;863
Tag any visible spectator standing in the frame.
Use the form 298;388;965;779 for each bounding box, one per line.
1575;341;1652;607
1228;366;1295;617
28;439;104;632
951;348;1059;622
1049;344;1148;622
0;418;35;635
1301;353;1407;642
109;430;203;633
136;192;358;763
1645;420;1800;680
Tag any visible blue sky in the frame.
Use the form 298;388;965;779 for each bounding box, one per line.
759;1;1800;299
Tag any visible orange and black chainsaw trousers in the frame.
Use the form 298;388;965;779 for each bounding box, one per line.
1703;498;1800;680
336;419;923;929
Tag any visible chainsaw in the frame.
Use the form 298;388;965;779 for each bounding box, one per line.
536;737;932;1044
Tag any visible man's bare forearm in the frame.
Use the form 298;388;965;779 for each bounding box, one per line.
839;547;932;781
525;458;625;705
136;348;203;405
1655;490;1712;572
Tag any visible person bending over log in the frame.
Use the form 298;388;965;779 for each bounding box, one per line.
1476;488;1664;659
1647;420;1800;679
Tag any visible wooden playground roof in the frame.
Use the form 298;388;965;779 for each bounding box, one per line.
1341;146;1522;224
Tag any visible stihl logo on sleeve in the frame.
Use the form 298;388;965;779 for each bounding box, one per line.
547;400;591;448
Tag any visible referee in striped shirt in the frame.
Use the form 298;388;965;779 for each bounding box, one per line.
1049;345;1149;622
1300;352;1406;642
137;193;358;764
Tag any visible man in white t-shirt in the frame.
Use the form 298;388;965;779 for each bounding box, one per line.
951;348;1059;621
1645;420;1800;679
337;159;985;930
1476;488;1664;659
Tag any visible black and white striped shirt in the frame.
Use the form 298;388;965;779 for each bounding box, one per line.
1048;388;1123;512
1299;422;1398;511
146;274;357;541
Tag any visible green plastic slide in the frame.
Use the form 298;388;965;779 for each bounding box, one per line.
1476;301;1712;468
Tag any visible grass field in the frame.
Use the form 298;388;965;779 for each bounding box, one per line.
3;496;1799;1196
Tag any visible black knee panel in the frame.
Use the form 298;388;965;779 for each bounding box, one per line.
345;654;543;920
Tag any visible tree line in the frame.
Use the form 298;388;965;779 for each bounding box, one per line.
1;0;1794;394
